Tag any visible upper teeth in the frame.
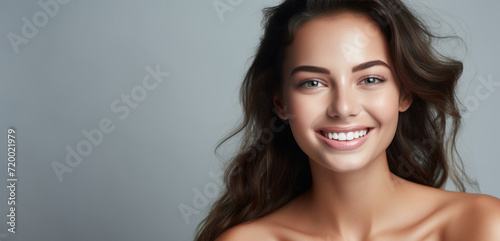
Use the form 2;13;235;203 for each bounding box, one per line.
323;129;368;141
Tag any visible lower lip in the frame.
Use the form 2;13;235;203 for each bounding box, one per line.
315;129;371;151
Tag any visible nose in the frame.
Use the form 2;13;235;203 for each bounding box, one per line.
327;86;361;120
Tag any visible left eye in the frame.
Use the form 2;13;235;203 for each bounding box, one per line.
360;77;385;85
300;80;325;88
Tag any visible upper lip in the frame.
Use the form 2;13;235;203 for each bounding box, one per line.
317;126;372;133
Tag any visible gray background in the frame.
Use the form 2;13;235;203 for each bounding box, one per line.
0;0;498;240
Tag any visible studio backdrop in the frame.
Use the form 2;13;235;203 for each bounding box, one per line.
0;0;499;240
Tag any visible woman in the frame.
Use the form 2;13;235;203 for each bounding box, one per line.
195;0;500;240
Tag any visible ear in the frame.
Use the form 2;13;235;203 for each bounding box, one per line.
273;92;288;120
398;91;413;112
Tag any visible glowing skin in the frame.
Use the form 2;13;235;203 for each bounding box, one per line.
272;12;413;238
276;12;410;174
217;12;500;241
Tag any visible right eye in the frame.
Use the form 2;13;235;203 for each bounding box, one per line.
298;80;325;88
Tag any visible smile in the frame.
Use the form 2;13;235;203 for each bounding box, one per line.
321;129;369;141
315;127;372;151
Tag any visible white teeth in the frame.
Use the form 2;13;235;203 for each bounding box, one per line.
346;132;354;140
323;129;369;141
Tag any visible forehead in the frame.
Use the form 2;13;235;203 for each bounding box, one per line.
283;12;390;70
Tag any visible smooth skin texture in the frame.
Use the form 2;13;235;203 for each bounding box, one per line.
216;12;500;241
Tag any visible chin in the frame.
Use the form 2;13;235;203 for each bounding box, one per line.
312;155;373;173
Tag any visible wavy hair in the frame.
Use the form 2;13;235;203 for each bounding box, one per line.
195;0;474;240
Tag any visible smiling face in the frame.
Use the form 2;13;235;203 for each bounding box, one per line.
274;12;412;173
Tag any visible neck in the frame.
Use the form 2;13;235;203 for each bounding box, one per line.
303;151;406;238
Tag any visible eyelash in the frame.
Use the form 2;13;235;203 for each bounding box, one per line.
298;79;325;88
358;76;387;85
297;76;387;88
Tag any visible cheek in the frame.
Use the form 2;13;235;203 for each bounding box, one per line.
286;88;331;118
284;92;324;143
287;93;316;127
363;88;401;134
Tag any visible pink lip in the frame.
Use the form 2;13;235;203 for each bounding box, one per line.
317;125;370;133
315;127;372;151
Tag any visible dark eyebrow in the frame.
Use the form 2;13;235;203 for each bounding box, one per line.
290;66;330;77
352;60;391;72
290;60;391;77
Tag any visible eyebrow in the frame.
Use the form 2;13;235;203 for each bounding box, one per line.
290;60;391;77
352;60;391;72
290;66;330;77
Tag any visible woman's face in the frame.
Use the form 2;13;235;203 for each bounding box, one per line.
275;12;411;173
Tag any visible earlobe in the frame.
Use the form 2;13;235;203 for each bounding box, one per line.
273;94;288;120
399;93;413;112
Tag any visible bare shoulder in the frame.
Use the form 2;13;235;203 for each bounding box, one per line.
215;219;279;241
215;197;307;241
444;192;500;241
399;179;500;240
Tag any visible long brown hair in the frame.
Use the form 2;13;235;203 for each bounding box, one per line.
195;0;474;240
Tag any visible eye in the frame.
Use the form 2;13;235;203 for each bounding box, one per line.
299;80;325;88
359;76;386;85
